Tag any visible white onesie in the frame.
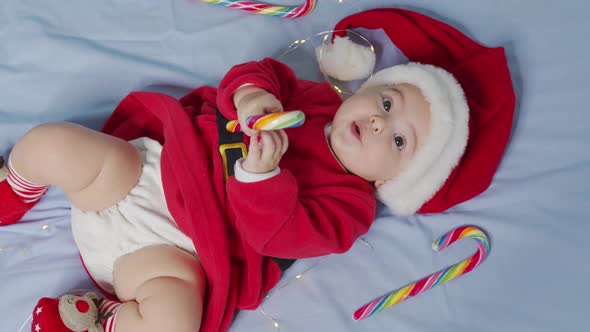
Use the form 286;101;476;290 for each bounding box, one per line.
70;137;197;295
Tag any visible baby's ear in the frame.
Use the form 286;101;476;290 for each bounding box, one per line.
374;180;385;188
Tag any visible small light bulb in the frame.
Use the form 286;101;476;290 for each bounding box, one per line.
295;274;302;279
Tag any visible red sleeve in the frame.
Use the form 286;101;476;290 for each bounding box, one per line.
226;170;376;258
216;58;299;120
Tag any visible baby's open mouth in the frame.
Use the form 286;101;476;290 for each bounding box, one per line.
351;122;361;141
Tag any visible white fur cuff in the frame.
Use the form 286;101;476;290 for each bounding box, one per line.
234;158;280;183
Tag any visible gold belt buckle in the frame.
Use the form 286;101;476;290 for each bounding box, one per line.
219;142;247;180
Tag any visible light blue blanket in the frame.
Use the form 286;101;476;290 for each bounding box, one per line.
1;1;588;331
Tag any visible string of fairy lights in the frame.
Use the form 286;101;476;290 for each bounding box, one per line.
257;237;374;331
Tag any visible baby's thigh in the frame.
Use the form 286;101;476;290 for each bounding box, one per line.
113;245;205;332
113;244;205;302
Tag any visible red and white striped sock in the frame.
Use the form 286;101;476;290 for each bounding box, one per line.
6;156;48;203
99;299;122;332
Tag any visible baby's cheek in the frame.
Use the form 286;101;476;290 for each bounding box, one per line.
376;150;402;180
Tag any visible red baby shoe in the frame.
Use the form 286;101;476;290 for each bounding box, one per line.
0;157;37;226
32;293;105;332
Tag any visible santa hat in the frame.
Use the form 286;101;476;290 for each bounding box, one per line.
317;8;516;215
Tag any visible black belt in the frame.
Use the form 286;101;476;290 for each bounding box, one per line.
216;110;296;272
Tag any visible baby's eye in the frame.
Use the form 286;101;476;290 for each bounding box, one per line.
394;134;405;150
382;97;392;112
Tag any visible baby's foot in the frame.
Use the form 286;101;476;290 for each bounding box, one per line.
32;293;121;332
0;179;36;226
0;156;44;226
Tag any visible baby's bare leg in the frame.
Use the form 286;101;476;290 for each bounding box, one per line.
9;122;141;211
112;245;205;332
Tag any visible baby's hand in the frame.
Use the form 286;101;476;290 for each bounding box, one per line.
242;130;289;174
233;86;283;137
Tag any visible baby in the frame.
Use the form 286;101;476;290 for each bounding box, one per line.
0;57;465;332
0;8;515;332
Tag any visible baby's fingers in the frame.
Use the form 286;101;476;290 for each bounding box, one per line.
259;131;277;161
242;125;259;137
247;133;261;157
263;93;284;114
277;130;289;156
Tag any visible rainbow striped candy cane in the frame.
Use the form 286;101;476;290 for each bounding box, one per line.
353;225;490;320
226;110;305;133
200;0;316;18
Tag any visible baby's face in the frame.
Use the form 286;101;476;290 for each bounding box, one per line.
330;83;431;185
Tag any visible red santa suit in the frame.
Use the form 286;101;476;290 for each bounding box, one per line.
101;57;376;332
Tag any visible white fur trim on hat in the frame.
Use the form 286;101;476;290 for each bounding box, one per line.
361;63;469;215
315;36;375;81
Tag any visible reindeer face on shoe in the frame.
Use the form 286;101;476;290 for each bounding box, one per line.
58;293;103;332
32;292;105;332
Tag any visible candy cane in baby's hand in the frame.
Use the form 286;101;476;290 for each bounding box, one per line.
200;0;316;18
353;225;490;320
226;111;305;133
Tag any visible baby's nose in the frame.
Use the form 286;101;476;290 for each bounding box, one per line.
370;116;384;134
